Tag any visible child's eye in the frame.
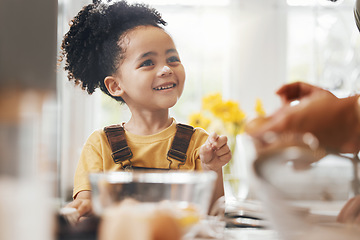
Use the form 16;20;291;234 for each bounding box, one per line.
140;59;154;67
167;56;180;63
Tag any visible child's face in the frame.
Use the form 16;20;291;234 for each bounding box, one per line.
113;26;185;112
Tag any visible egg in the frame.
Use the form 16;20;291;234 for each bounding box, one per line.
98;200;183;240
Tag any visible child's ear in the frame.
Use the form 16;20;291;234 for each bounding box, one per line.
104;76;124;97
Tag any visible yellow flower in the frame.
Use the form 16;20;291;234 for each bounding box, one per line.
255;98;266;117
191;92;248;136
211;100;246;124
202;93;223;111
188;112;211;129
189;93;264;138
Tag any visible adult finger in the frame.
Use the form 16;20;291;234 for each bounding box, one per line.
337;196;360;223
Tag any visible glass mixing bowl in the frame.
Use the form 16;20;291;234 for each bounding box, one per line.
89;170;217;238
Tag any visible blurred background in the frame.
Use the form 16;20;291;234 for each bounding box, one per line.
1;0;360;238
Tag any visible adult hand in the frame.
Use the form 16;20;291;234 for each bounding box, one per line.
337;195;360;225
275;81;334;104
246;82;360;153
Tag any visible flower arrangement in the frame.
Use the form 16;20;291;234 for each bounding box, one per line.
188;93;265;175
189;93;246;137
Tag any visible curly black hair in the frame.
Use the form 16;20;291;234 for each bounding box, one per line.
60;0;167;103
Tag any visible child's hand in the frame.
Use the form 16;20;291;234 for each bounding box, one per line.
64;191;93;223
199;132;232;171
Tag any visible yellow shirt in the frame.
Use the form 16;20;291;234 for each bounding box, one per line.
73;120;209;198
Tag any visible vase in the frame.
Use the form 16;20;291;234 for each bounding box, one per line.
223;134;256;203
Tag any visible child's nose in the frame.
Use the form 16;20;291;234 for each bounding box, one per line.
158;66;173;77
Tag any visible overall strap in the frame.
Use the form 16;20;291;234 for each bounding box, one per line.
167;123;195;169
104;123;195;169
104;125;133;165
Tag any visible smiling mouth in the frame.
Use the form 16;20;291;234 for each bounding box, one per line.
153;83;176;91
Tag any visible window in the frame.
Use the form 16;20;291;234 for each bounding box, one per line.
287;0;360;96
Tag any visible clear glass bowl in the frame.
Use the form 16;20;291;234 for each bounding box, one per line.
89;170;217;238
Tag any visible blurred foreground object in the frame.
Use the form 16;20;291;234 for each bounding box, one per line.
0;87;58;240
0;88;57;179
0;0;58;182
0;0;58;239
252;136;360;240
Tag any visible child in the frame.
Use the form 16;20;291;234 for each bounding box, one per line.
61;0;231;221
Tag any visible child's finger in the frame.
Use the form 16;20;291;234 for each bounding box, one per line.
77;201;92;217
66;199;92;218
206;152;232;170
59;207;80;226
199;142;215;164
207;132;219;149
66;199;81;209
214;144;231;157
210;135;228;150
217;151;232;164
